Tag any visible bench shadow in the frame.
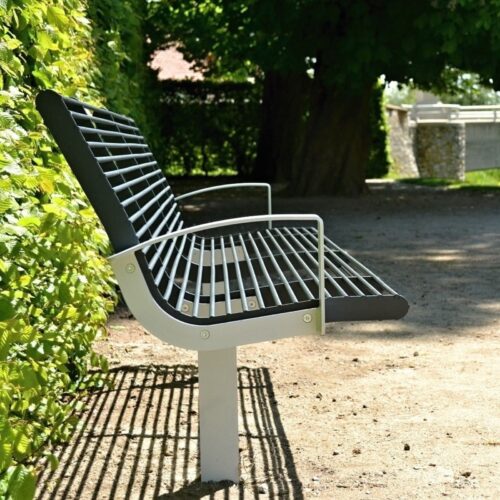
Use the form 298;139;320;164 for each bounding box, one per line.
35;365;303;499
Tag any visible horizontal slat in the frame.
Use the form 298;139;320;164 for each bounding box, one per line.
64;97;135;124
88;141;148;149
294;228;364;296
280;227;340;297
129;185;170;223
264;230;315;300
136;194;174;239
246;233;282;306
193;238;205;317
143;203;179;257
219;236;232;314
97;152;153;164
103;161;157;178
112;170;161;193
70;111;140;132
78;126;143;140
229;235;248;312
238;234;265;308
301;228;381;296
122;178;166;208
176;236;197;310
163;234;188;300
146;214;182;268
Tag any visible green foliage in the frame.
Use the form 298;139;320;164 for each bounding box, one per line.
0;0;158;496
158;80;259;176
384;81;417;106
367;81;391;178
148;0;500;89
87;0;163;156
431;67;500;105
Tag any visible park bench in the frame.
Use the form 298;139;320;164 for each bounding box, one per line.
36;90;409;483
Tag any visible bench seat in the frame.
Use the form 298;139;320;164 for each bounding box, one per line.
136;225;408;324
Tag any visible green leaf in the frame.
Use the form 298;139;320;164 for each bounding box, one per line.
7;465;36;500
45;452;59;471
42;203;67;218
4;38;22;51
31;70;52;88
13;430;30;457
0;297;15;322
47;6;69;30
37;32;59;52
0;198;12;214
18;216;41;228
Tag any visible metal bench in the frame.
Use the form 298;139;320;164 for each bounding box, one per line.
36;90;409;483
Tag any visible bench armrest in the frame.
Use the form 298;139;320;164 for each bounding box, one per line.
175;182;271;209
175;183;272;227
109;213;325;334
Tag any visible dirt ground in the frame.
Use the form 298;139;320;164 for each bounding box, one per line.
36;181;500;499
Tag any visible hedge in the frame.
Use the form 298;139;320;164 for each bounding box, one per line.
156;79;391;179
0;1;154;497
158;79;260;177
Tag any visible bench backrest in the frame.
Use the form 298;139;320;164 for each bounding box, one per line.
36;90;183;253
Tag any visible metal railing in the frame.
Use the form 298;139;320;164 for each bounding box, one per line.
408;104;500;123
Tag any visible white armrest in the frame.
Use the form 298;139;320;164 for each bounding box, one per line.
175;183;272;226
109;213;325;334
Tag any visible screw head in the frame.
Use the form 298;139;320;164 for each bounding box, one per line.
200;329;210;339
248;300;256;309
303;313;312;323
182;304;189;313
125;263;135;274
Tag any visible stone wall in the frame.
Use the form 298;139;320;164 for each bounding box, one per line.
385;105;419;178
415;122;466;180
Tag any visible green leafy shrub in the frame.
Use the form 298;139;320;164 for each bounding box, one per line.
0;0;154;497
87;0;162;155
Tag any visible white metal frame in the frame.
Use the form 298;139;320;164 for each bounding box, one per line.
109;213;325;350
109;213;324;482
175;183;273;228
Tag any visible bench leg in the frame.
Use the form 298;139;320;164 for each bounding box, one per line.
198;347;239;483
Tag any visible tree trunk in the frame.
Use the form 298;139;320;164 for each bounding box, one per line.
255;70;375;196
289;80;374;195
253;71;310;182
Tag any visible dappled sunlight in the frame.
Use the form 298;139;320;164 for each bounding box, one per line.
474;301;500;313
420;248;465;262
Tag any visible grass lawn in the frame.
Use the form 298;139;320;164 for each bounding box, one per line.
399;167;500;190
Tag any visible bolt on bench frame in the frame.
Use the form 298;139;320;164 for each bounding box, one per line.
36;90;409;483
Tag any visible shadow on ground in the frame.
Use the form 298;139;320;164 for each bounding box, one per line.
36;365;303;499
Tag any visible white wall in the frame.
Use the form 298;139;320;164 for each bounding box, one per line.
465;123;500;171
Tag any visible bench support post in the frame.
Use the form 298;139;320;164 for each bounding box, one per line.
198;347;239;483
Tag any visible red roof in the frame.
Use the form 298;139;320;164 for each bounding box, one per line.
150;48;203;81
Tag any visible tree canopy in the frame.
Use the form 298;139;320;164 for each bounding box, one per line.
147;0;500;194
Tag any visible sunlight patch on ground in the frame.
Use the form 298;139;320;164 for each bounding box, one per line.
474;302;500;312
